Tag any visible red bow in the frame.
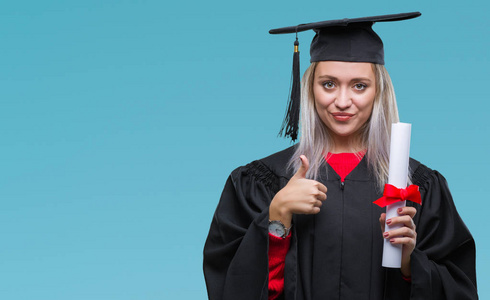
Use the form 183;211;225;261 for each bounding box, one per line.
373;184;422;207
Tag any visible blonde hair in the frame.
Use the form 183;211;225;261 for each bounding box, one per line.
288;62;400;191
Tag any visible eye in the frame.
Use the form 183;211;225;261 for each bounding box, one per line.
323;81;336;89
354;83;367;91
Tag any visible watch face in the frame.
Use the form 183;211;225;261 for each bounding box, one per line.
269;221;286;237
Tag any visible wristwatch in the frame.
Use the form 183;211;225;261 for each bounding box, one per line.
268;220;291;238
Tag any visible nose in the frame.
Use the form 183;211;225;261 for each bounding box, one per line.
334;88;352;110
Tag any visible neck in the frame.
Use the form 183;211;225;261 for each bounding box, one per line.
330;134;365;153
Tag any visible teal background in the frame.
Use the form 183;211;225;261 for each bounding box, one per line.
0;0;487;299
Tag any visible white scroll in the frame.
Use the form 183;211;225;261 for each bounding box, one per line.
382;122;411;268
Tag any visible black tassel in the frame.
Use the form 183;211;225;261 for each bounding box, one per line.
279;36;300;142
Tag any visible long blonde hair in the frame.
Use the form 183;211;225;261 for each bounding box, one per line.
288;62;399;191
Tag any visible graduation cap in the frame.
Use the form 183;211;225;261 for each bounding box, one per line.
270;12;421;141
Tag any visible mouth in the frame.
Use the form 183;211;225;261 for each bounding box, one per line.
331;112;354;121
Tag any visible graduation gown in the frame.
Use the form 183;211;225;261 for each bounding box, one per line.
203;146;478;300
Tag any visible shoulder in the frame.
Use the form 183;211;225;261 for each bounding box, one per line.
257;145;297;178
229;145;296;192
409;157;451;195
409;158;433;187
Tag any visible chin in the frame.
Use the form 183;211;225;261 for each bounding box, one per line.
328;125;364;139
330;128;355;137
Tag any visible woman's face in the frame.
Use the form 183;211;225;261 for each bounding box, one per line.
313;61;376;144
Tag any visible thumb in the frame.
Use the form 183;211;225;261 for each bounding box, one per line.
294;155;309;179
379;213;386;233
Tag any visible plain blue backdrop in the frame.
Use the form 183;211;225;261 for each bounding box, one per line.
0;0;488;299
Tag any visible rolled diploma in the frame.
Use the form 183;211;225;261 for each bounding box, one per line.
382;122;411;268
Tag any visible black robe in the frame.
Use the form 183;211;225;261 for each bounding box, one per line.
203;146;478;300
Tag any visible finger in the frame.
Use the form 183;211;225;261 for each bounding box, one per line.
315;191;327;201
379;213;386;232
387;215;415;229
308;197;324;210
389;237;416;247
293;155;310;179
299;203;321;214
293;201;322;215
384;227;416;239
397;207;417;219
315;182;328;193
310;207;321;214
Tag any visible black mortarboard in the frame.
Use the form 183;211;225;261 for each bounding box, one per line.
270;12;421;141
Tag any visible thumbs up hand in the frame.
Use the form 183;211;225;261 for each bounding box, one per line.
293;154;310;179
269;155;328;228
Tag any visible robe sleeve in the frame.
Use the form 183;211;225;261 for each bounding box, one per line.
387;165;478;299
268;233;291;300
203;161;281;300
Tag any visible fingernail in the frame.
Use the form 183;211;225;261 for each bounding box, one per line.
390;239;395;243
398;208;403;213
383;232;389;238
386;219;392;225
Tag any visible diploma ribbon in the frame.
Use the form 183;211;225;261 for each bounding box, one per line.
373;184;422;207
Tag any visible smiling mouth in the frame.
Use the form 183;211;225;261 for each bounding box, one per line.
331;112;354;121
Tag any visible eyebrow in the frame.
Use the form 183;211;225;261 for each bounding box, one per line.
317;75;373;83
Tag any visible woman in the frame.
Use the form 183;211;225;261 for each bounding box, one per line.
203;12;477;300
